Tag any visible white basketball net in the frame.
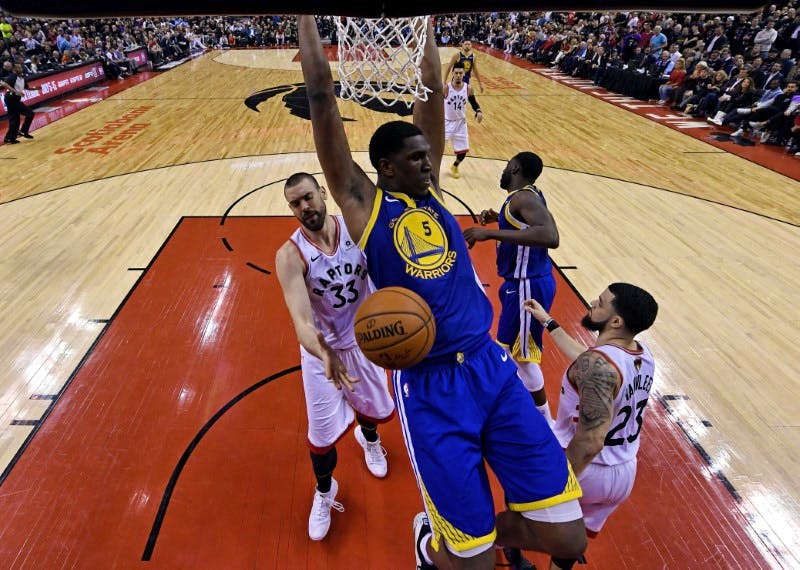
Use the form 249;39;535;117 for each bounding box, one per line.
336;16;432;108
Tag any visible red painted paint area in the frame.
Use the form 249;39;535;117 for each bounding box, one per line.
0;217;775;568
475;44;800;183
0;72;158;143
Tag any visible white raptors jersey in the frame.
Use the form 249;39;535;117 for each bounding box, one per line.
444;82;468;122
289;215;374;350
554;342;656;466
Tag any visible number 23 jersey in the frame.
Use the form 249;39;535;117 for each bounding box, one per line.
554;342;656;466
289;215;373;350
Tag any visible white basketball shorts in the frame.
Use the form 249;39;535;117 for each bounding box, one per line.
300;345;394;451
577;459;637;533
445;118;469;153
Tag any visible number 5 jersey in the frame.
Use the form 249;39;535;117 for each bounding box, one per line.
553;342;656;465
289;215;374;351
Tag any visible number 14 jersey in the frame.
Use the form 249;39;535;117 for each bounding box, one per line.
554;342;656;466
289;215;374;351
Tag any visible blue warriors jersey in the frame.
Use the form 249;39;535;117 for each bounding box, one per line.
457;52;474;82
496;185;553;280
359;188;493;361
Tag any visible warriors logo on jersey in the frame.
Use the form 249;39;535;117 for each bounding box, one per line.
392;208;457;279
458;52;474;79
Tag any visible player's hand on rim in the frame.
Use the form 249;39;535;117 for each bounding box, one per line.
317;332;360;391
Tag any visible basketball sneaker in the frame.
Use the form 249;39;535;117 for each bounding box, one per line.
413;512;436;570
450;163;460;178
354;426;388;478
308;478;344;541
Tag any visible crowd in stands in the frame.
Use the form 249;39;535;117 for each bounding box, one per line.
3;6;800;155
0;13;307;79
433;4;800;155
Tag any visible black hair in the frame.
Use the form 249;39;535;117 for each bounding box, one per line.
368;121;423;170
284;172;320;192
512;151;544;182
453;61;466;70
608;283;658;335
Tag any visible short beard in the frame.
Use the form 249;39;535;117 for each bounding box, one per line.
581;314;610;332
500;171;511;190
301;212;325;232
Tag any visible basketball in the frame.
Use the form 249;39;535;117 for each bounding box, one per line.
354;287;436;369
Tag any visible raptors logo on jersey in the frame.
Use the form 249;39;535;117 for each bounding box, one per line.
445;82;468;122
290;215;373;350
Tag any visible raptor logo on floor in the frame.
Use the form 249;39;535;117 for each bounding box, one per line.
244;82;413;120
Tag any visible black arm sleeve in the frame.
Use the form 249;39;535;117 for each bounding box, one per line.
468;93;481;114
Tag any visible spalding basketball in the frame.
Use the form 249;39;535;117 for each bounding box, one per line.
354;287;436;369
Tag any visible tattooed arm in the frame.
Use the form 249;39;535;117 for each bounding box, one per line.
566;350;621;476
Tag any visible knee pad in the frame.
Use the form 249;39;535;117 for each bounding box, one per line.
516;360;545;392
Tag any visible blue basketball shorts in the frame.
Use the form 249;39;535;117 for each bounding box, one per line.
392;337;582;554
496;275;556;363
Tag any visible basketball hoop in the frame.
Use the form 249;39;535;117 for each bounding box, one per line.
336;16;431;108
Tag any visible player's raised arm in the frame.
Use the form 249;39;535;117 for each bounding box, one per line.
413;18;445;191
297;15;374;240
443;52;457;88
523;298;586;362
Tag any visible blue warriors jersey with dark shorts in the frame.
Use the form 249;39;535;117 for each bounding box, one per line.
496;185;556;362
496;185;552;280
359;187;580;555
457;52;475;83
358;187;492;359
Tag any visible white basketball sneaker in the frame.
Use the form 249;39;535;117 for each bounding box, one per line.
308;478;344;541
354;426;388;478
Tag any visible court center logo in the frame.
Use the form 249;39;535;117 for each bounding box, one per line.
393;209;457;279
245;82;412;119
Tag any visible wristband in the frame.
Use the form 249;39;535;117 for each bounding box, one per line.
543;318;560;332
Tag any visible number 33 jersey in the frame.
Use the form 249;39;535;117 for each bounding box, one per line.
289;215;374;351
554;343;656;466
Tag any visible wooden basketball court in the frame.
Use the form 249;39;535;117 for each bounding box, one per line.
0;45;798;568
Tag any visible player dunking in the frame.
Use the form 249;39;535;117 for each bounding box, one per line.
275;172;395;542
298;15;586;569
525;283;658;570
445;39;484;93
464;152;558;426
444;61;483;179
